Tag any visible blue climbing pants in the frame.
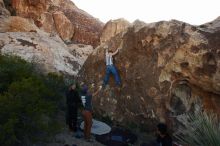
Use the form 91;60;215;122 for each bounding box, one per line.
103;65;121;86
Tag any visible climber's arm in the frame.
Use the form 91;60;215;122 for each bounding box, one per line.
112;48;119;56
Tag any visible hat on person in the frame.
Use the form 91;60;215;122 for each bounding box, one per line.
82;85;88;94
157;123;167;134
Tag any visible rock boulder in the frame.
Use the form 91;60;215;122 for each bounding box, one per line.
9;0;104;47
79;18;220;131
63;7;104;47
53;11;74;42
0;32;93;75
100;18;130;44
0;16;39;32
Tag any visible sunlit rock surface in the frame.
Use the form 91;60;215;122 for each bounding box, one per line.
52;11;74;42
0;32;93;75
0;0;98;76
0;16;39;32
100;18;130;44
10;0;103;46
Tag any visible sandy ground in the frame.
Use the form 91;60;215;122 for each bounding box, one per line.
45;126;155;146
44;112;154;146
46;128;104;146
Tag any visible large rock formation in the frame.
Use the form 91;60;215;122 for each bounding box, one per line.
0;0;100;76
100;18;130;44
9;0;104;46
0;16;39;32
39;12;55;33
62;7;103;46
0;32;93;75
2;0;220;133
52;11;74;42
79;18;220;131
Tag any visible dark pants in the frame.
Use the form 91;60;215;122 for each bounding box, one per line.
67;106;78;132
82;110;92;139
103;65;121;86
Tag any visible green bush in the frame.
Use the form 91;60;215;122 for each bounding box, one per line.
174;111;220;146
0;55;66;146
0;55;33;93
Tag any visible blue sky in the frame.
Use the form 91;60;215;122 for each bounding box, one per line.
73;0;220;25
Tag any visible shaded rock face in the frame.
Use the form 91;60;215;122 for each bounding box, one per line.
0;32;93;75
0;0;10;16
198;16;220;33
100;18;130;44
79;19;220;131
9;0;103;46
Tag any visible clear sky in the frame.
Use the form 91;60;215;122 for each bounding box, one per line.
73;0;220;25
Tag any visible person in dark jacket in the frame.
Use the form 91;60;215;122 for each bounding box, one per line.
156;123;172;146
140;123;172;146
66;83;81;132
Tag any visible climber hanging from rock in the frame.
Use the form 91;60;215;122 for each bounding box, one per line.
102;45;121;88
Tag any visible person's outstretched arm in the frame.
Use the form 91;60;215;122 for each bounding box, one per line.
112;48;119;56
92;87;102;97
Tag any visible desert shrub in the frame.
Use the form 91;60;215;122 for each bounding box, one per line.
0;55;33;93
174;111;220;146
0;55;66;146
